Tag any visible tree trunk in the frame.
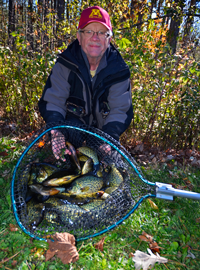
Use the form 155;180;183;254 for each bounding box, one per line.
28;0;33;49
57;0;65;47
8;0;15;47
130;0;145;30
183;0;196;46
167;0;185;54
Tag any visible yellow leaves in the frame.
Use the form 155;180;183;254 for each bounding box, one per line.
147;198;158;210
38;140;45;148
45;232;79;264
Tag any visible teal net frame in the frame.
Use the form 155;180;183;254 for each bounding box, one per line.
11;123;156;242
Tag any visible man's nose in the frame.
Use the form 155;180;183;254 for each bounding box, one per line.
91;32;100;40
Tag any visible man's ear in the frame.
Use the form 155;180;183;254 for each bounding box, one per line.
77;32;81;45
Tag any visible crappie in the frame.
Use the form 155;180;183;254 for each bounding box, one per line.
26;200;46;230
68;175;104;195
44;200;88;225
77;146;100;172
105;164;123;188
28;163;58;185
81;158;93;175
80;199;106;211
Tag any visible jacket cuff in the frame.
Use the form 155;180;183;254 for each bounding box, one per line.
45;111;65;124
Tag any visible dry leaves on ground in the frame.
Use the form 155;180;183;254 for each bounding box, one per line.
130;248;168;270
94;236;106;252
139;231;162;254
9;224;18;232
45;232;79;264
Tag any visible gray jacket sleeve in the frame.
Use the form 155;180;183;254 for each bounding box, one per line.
102;78;133;141
42;62;71;119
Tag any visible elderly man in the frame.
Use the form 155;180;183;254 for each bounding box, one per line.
38;6;133;160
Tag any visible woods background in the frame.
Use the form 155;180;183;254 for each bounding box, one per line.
0;0;200;150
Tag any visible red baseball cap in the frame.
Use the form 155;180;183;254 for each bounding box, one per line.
78;6;112;31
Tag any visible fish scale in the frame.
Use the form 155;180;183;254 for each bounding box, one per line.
68;175;104;195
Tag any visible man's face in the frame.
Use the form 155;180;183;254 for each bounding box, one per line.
77;22;111;62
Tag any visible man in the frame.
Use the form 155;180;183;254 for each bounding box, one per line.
38;6;133;160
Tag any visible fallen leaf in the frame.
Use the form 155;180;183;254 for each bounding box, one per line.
0;151;8;156
34;248;45;257
140;231;153;243
11;260;17;267
9;224;18;232
149;242;162;254
38;140;45;148
131;248;168;270
139;231;161;253
94;236;106;252
45;232;79;264
138;235;149;242
147;198;158;210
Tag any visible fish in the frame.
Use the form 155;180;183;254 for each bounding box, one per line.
81;158;93;175
66;141;81;171
80;199;106;211
42;174;80;187
105;163;123;188
28;163;58;185
76;146;100;173
43;198;88;225
78;154;89;162
29;184;65;196
26;200;46;230
68;175;104;195
104;186;118;194
59;190;108;200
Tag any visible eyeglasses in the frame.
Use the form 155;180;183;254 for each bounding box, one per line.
79;30;111;39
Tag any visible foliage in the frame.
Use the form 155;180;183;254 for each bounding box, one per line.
1;137;200;269
0;1;200;149
115;20;200;149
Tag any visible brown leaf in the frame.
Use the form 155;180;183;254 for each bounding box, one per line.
11;260;17;267
149;242;162;254
0;151;8;156
9;224;18;231
94;236;106;252
45;232;79;264
138;235;149;242
141;231;154;243
45;249;56;261
56;247;79;264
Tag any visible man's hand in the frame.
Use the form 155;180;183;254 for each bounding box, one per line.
51;130;71;162
99;143;111;154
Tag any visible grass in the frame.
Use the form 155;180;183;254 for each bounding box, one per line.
0;135;200;269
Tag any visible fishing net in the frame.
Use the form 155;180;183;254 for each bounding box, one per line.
11;122;156;241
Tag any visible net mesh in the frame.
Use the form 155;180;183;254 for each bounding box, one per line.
11;122;155;241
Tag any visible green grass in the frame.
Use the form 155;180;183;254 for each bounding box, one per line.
0;136;200;269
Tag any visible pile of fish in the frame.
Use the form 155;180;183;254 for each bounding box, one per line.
24;142;126;231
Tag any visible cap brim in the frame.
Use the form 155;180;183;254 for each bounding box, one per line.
78;20;111;31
